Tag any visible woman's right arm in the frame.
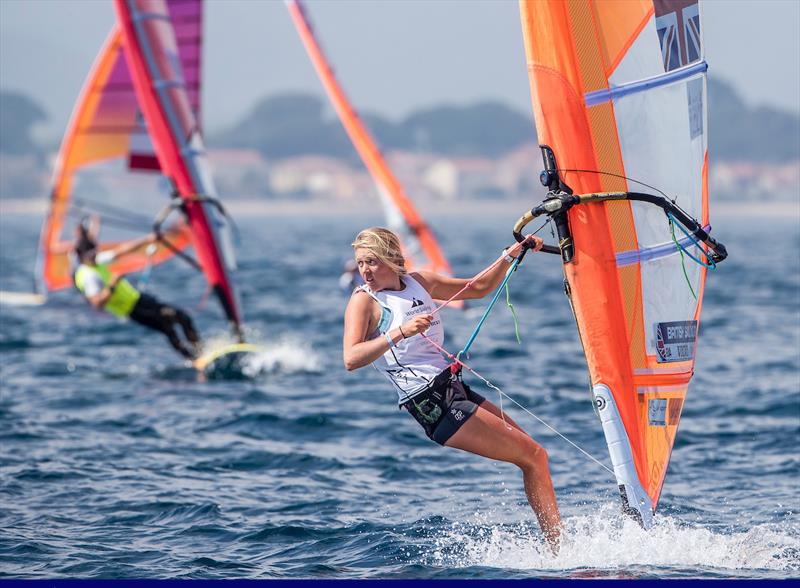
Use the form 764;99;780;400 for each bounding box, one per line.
416;235;543;301
342;292;432;371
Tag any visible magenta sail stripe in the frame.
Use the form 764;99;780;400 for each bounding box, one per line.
167;0;202;123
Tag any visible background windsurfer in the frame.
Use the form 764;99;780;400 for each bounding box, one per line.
73;223;202;362
338;258;363;293
343;227;561;549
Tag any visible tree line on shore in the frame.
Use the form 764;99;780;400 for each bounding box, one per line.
1;77;797;164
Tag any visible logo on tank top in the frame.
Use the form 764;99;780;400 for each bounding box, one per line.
386;367;409;385
408;299;431;317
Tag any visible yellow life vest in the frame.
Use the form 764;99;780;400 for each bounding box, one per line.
74;263;141;317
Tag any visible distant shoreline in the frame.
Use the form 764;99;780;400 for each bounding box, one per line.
1;197;797;219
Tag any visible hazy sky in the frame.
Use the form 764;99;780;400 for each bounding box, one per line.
1;0;798;139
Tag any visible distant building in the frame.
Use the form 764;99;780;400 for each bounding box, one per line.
269;155;373;201
418;147;543;201
495;144;547;199
6;141;796;207
208;149;270;199
424;159;458;200
710;160;800;201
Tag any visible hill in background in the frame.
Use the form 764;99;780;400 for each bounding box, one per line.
209;77;799;164
2;76;798;164
1;77;797;200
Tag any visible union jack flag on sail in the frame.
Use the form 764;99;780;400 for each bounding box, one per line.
654;0;702;72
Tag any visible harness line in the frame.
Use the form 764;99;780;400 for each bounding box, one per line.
417;245;616;478
419;330;615;478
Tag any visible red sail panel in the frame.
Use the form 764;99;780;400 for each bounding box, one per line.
115;0;242;334
286;0;454;278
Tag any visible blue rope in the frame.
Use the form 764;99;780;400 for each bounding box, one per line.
458;255;522;359
669;218;697;300
667;212;716;269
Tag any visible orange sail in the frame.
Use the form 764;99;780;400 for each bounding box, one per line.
37;28;190;293
37;0;205;294
518;0;726;526
286;0;454;279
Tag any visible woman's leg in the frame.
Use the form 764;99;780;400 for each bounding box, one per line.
476;397;526;436
445;406;562;547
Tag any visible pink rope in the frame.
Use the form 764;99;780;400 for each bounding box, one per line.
419;329;509;426
419;249;517;416
195;282;212;311
417;241;533;426
429;251;508;316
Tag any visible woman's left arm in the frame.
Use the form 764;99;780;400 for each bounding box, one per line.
416;235;542;301
106;233;157;261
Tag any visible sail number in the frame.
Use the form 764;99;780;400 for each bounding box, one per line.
655;321;698;363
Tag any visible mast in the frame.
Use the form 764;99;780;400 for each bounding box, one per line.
115;0;243;338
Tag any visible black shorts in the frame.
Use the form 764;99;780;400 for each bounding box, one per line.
402;367;485;446
129;293;172;332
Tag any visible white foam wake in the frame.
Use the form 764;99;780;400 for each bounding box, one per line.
241;334;324;377
425;503;799;576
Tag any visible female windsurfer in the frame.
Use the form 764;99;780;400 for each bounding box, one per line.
342;227;561;548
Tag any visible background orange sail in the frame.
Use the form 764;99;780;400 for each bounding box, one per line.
286;0;454;279
519;0;712;526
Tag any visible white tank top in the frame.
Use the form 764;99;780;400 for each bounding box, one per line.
358;275;448;404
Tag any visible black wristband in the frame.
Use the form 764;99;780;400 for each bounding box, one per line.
399;326;406;339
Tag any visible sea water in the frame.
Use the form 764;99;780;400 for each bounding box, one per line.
0;206;797;579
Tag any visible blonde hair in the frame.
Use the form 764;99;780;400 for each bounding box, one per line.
351;227;407;275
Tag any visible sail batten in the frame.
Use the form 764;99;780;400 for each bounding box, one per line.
615;225;711;266
585;60;707;106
